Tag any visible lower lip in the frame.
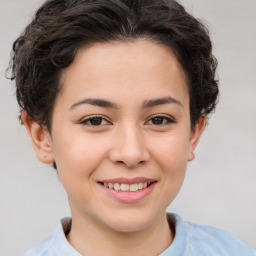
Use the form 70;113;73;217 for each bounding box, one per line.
99;183;156;203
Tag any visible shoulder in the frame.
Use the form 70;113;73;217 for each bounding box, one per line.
185;221;255;255
21;235;56;256
21;217;74;256
169;213;256;256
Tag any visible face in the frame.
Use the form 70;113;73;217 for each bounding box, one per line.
25;40;204;233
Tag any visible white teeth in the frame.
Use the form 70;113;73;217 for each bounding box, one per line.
138;182;143;190
114;183;120;191
130;183;139;192
103;182;151;191
108;183;114;189
120;184;129;191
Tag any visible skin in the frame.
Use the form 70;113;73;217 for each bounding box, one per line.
22;39;205;256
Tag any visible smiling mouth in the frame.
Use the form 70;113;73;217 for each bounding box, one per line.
98;181;155;192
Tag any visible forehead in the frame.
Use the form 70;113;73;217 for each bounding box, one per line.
58;39;189;107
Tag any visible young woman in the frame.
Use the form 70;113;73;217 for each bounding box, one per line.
9;0;255;255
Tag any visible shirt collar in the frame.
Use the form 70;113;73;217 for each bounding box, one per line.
53;213;185;256
160;213;187;256
53;217;82;256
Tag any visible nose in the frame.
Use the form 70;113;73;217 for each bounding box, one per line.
108;124;150;168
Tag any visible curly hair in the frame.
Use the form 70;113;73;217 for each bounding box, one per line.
9;0;218;130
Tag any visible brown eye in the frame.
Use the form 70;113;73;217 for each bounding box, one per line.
89;117;103;125
151;117;165;125
80;116;109;126
146;115;176;126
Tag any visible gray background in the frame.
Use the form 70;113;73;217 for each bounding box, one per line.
1;0;255;255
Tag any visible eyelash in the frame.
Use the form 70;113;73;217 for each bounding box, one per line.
80;115;111;126
80;115;176;127
146;115;176;126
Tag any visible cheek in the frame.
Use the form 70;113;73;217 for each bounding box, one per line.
158;143;188;186
52;132;109;179
151;132;190;170
146;133;190;209
52;133;111;205
150;131;190;192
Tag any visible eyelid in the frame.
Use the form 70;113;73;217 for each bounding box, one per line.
145;114;176;125
79;115;112;126
78;114;176;126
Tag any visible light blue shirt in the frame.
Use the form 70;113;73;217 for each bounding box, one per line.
22;213;256;256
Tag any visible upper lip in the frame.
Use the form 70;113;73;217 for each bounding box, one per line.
98;177;157;184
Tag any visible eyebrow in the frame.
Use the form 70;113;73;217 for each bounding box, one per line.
70;98;118;110
70;96;183;110
142;96;183;109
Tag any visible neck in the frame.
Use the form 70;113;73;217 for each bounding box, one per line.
67;211;174;256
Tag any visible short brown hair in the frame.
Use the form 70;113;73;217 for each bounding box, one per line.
9;0;219;130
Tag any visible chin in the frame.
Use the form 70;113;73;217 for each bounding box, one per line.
103;210;159;233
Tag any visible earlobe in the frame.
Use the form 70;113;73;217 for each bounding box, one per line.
187;117;206;162
21;111;55;164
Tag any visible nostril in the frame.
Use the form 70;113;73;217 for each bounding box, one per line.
108;147;150;168
115;159;146;168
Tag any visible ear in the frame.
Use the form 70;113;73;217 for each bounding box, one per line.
187;116;206;162
21;111;55;164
